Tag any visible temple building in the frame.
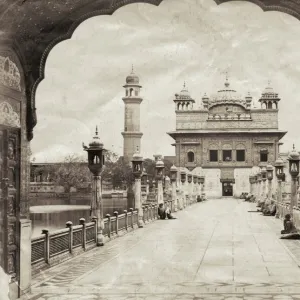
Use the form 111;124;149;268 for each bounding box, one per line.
121;68;143;163
167;78;287;198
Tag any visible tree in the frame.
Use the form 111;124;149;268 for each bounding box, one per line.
102;151;134;189
51;154;92;194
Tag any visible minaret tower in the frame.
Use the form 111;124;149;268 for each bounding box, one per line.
121;66;143;163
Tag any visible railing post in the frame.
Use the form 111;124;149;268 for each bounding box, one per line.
129;208;134;228
80;218;86;251
66;221;73;254
124;210;128;231
42;229;50;264
92;216;98;244
142;206;146;224
146;205;149;222
114;211;119;235
106;214;111;238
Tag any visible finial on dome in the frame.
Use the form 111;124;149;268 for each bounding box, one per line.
131;64;134;74
293;143;295;151
136;145;139;153
225;72;230;88
268;80;271;86
95;125;98;136
183;81;186;88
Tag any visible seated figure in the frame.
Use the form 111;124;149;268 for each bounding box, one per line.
157;203;166;219
280;214;300;239
263;200;276;216
165;206;176;219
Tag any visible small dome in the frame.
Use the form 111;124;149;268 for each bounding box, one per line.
275;157;284;167
126;66;139;84
261;167;267;174
156;159;164;168
288;145;300;160
178;82;191;98
170;164;178;172
132;151;143;161
266;164;273;171
89;127;103;149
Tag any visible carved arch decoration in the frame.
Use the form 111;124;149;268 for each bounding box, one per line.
7;0;300;140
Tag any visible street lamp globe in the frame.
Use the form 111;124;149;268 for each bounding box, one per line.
170;165;178;182
266;164;274;181
83;126;105;176
288;145;300;178
155;158;165;180
274;157;284;179
132;151;144;177
187;172;193;183
180;170;186;183
261;167;267;181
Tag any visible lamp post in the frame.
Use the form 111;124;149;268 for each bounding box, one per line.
180;171;187;208
266;164;274;203
274;156;284;218
256;171;262;204
83;127;105;246
199;176;205;200
155;158;165;205
187;172;193;206
249;175;255;195
288;145;300;215
132;151;144;228
193;175;197;203
170;165;178;211
261;167;267;203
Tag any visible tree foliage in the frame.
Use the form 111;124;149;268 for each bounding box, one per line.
50;154;92;192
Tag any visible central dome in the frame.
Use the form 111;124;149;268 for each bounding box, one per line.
208;78;247;108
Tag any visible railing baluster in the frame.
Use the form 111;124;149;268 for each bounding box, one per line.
42;229;50;264
124;210;128;231
106;214;111;238
66;221;73;254
92;216;98;243
80;218;86;250
114;211;119;235
130;208;134;228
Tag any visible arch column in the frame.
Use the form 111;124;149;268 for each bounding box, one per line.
0;48;32;299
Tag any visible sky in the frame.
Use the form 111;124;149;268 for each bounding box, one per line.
31;0;300;162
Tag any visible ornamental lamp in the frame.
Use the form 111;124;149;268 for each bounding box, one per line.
288;145;300;178
141;168;148;185
249;175;255;184
193;175;197;184
155;158;165;180
187;172;193;183
266;164;274;181
82;126;105;176
261;167;267;181
257;171;262;182
274;157;284;179
132;151;144;177
170;165;178;182
180;171;186;183
199;176;205;184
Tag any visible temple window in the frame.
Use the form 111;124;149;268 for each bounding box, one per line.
209;150;218;162
223;150;232;162
187;151;195;163
236;150;245;162
260;152;268;162
268;101;272;109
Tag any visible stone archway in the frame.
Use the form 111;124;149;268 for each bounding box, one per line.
1;0;300;299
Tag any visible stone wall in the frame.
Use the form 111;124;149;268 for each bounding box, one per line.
234;168;252;197
202;168;222;198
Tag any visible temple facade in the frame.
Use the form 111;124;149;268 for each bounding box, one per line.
167;78;287;198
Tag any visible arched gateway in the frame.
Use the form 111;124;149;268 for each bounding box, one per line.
0;0;298;298
168;78;286;198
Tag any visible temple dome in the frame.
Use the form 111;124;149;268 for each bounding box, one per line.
126;72;139;84
208;78;247;109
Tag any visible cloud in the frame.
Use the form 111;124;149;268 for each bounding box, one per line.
32;0;300;162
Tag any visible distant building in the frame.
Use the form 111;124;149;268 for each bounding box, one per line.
167;77;287;198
